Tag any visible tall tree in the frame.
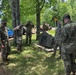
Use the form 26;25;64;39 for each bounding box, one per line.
10;0;20;27
9;0;16;28
9;0;20;44
16;0;20;26
36;0;45;40
10;0;17;44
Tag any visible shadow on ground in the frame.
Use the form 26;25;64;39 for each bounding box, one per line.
0;44;64;75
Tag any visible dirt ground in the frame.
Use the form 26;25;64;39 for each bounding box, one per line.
0;66;11;75
0;52;10;75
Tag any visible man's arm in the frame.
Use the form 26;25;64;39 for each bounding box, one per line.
13;26;19;31
0;31;3;46
60;28;68;43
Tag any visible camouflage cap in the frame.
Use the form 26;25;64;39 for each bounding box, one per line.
63;14;71;20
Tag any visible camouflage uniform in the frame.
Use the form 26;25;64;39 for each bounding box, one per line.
13;25;26;51
43;23;49;31
0;20;10;63
60;23;76;75
39;31;49;47
39;24;54;48
53;24;62;56
25;21;34;45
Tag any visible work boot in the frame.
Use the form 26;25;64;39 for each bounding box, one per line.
2;61;8;65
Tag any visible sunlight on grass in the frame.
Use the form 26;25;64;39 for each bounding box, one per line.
48;30;55;36
7;48;65;75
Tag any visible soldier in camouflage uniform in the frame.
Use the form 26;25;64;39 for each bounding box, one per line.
60;14;76;75
39;22;48;46
53;21;62;57
13;24;26;51
39;26;49;47
0;20;10;64
39;23;54;48
25;21;34;45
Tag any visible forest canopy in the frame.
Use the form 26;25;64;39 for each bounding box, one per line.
0;0;76;28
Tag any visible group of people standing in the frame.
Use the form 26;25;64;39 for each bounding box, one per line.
13;21;34;51
0;14;76;75
0;20;34;64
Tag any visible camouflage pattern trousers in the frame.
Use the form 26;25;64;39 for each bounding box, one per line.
16;37;22;51
61;52;76;75
26;33;32;45
53;43;61;56
1;41;10;62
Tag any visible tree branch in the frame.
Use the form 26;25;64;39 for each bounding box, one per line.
40;0;45;11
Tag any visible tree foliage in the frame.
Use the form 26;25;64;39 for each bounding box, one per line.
1;0;76;27
20;0;36;24
1;0;11;21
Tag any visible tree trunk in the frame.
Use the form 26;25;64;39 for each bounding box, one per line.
36;12;40;40
15;0;20;45
10;0;17;45
10;0;16;28
36;0;40;40
16;0;20;25
10;0;20;45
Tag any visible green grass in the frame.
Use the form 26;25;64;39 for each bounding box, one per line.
48;30;55;36
0;30;65;75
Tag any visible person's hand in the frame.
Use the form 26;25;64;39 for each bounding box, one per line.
1;45;4;48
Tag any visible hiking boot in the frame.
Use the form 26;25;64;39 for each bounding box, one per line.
2;61;8;65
